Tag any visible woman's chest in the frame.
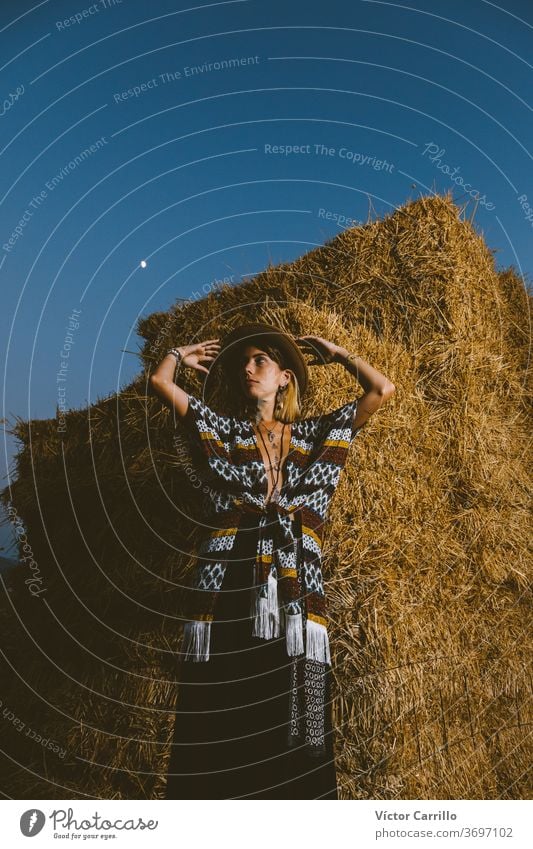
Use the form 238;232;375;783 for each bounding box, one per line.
223;423;310;497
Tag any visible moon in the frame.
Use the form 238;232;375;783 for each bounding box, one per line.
140;260;147;268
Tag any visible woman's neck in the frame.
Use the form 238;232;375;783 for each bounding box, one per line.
248;397;276;424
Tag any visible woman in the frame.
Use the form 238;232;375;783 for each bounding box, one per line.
150;323;395;799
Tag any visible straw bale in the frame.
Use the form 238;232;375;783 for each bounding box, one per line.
1;192;530;799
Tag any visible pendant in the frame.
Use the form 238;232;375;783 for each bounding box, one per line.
268;431;275;444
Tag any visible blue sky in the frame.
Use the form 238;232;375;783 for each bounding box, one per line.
1;0;532;555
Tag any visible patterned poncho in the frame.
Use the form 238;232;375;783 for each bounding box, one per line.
178;391;364;757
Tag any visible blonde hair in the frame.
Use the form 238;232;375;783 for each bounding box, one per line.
228;343;302;423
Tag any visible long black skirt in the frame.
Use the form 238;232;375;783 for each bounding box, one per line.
165;513;338;799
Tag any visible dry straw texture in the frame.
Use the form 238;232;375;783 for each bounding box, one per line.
1;192;531;799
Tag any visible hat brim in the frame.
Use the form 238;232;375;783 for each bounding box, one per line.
203;323;309;400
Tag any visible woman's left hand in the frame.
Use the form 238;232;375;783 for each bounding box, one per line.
294;335;342;365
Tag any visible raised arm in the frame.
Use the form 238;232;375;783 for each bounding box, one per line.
333;346;395;430
295;335;395;430
149;338;221;418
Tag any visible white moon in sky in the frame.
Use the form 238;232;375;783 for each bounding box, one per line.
140;260;147;268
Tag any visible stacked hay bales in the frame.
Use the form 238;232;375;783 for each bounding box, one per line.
1;192;530;799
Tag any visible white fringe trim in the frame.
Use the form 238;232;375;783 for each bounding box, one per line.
285;612;305;656
181;620;211;661
305;618;331;665
251;571;281;639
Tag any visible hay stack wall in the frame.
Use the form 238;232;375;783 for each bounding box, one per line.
1;193;530;800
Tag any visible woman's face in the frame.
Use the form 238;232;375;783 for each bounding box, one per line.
237;345;290;400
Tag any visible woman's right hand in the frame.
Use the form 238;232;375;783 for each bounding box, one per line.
176;338;221;375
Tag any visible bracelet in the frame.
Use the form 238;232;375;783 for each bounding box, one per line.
166;348;184;384
336;350;361;364
166;348;184;369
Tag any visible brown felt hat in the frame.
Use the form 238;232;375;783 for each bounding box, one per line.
204;322;309;399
